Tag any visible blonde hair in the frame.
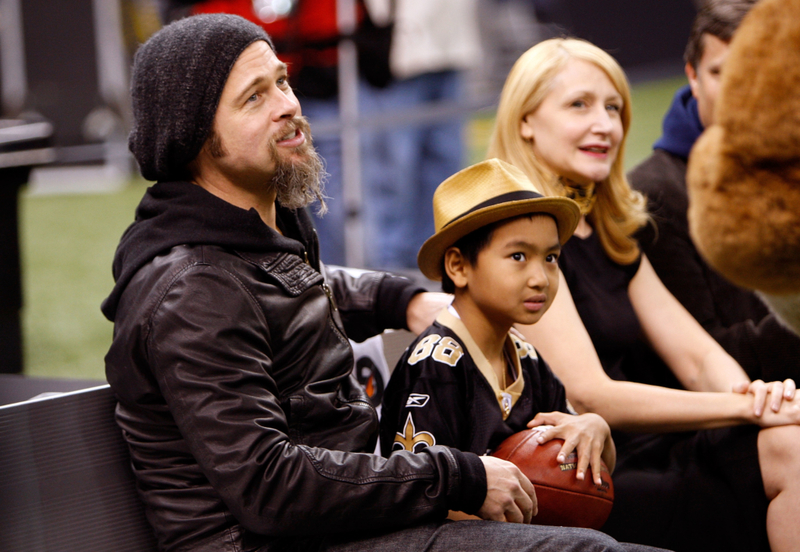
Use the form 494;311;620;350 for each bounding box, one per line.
487;38;648;265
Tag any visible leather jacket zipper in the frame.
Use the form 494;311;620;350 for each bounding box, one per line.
321;282;350;346
321;283;338;312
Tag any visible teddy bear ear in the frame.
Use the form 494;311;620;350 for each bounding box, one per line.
686;0;800;333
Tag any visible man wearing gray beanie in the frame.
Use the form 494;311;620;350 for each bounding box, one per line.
102;13;664;552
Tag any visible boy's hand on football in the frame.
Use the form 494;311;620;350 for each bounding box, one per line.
527;411;615;486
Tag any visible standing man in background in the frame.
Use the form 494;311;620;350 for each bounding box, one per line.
358;0;482;269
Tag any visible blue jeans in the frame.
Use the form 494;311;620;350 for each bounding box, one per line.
322;520;669;552
303;71;465;270
359;70;464;270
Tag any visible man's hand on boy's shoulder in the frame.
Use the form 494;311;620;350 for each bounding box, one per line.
527;411;616;485
406;292;452;334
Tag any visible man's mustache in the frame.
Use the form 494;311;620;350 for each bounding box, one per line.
272;116;313;148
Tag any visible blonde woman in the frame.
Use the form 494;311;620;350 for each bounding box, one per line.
488;38;800;552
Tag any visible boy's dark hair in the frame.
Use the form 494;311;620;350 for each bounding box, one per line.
440;213;556;294
684;0;758;69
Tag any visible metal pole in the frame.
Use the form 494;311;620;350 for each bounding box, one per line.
0;0;27;115
90;0;131;177
336;0;364;267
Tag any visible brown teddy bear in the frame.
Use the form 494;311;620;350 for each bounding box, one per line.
687;0;800;334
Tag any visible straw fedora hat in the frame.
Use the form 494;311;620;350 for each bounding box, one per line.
417;159;580;280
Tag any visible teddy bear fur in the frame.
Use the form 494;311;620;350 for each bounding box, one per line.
687;0;800;334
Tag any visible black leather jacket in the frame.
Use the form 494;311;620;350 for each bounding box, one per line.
102;182;485;552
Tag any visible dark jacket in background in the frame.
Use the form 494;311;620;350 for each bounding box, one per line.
102;181;486;552
630;85;800;382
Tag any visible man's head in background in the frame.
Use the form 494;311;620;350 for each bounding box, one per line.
684;0;758;127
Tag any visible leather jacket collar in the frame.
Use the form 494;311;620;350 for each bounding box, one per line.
102;180;319;320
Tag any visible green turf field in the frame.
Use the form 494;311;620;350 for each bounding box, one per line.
18;74;687;380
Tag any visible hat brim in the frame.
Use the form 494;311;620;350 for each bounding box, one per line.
417;197;580;281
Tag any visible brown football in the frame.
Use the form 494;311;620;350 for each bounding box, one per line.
491;427;614;529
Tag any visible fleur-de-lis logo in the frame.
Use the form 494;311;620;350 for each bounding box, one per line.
392;413;436;452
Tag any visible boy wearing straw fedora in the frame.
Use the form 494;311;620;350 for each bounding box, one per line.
380;159;616;502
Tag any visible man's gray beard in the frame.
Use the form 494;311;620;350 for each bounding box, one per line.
270;140;328;215
201;117;328;215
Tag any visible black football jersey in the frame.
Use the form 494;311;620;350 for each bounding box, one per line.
380;310;568;457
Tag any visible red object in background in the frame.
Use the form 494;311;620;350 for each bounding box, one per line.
492;428;614;529
190;0;366;72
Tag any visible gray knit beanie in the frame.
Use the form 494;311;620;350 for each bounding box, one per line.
129;14;274;182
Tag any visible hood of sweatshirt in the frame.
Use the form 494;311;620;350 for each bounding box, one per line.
652;84;705;160
101;181;316;321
